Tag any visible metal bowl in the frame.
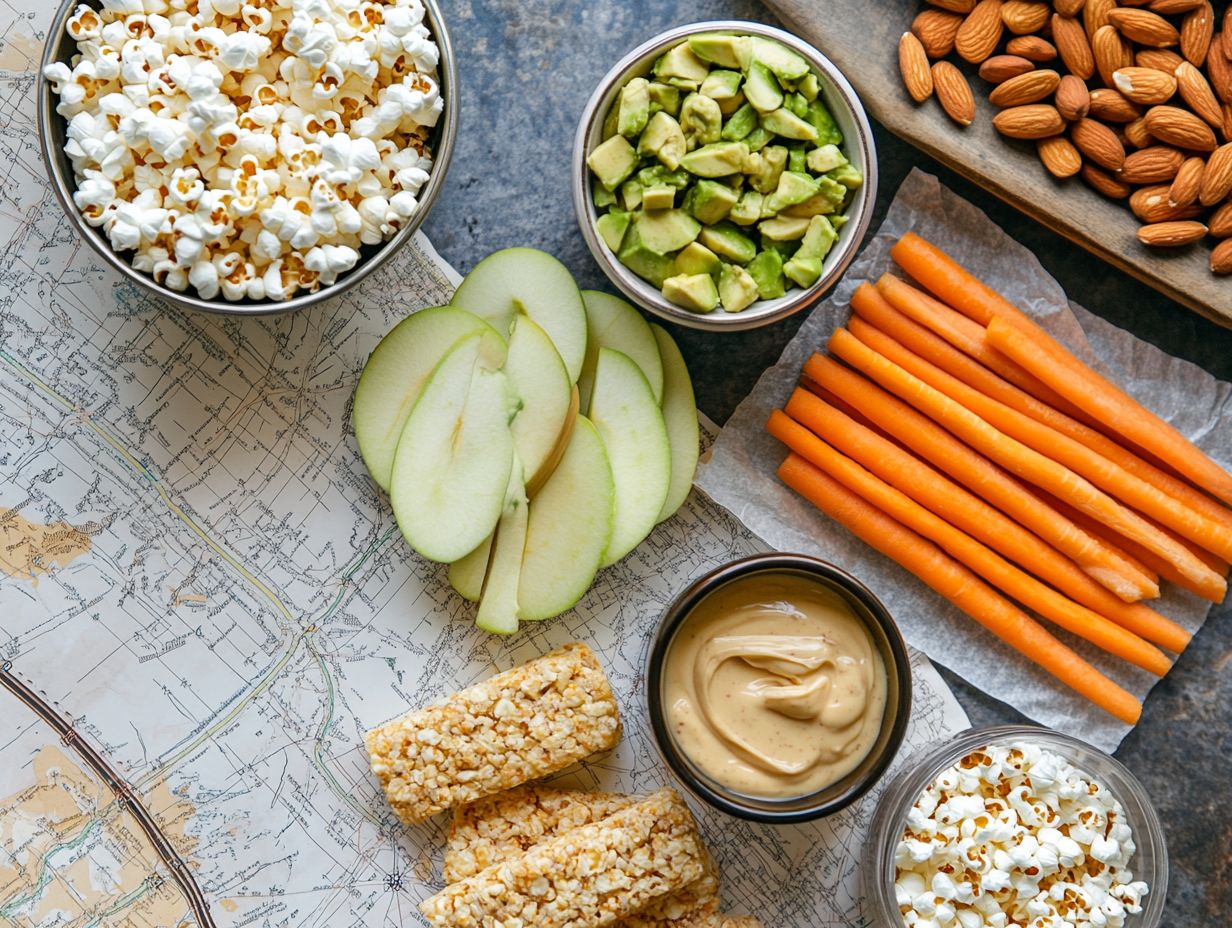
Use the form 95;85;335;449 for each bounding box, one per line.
572;21;877;332
37;0;458;315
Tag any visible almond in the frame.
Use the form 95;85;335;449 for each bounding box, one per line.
1056;75;1092;121
1002;1;1052;34
912;8;965;58
1072;117;1127;169
956;0;1005;63
1208;199;1232;236
1175;61;1224;127
900;32;935;103
927;0;977;11
1131;182;1204;218
1037;135;1084;177
1119;145;1185;182
1125;116;1156;147
1054;0;1086;16
1092;25;1133;87
1210;237;1232;273
1149;0;1205;12
992;103;1066;138
1135;49;1185;72
1053;14;1096;79
1007;35;1058;61
1224;102;1232;140
1112;67;1177;104
1198;142;1232;204
1208;34;1232;104
1137;220;1208;245
1167;156;1206;205
1088;88;1144;122
1084;0;1116;44
1180;2;1214;66
1108;8;1180;47
1082;164;1133;198
979;54;1036;82
932;61;977;125
1144;104;1218;150
989;69;1061;106
1225;8;1232;58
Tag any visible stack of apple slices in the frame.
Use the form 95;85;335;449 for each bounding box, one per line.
352;248;700;634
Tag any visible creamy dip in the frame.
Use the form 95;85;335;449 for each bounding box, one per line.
663;573;888;799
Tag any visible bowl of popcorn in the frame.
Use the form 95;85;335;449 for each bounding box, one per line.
863;726;1167;928
38;0;456;312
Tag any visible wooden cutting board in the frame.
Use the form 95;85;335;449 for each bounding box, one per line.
763;0;1232;329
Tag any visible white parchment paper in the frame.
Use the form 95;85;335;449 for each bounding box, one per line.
697;169;1232;752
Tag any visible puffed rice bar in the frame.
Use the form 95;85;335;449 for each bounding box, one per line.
420;788;708;928
365;643;621;824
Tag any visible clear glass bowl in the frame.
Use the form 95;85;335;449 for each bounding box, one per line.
862;725;1168;928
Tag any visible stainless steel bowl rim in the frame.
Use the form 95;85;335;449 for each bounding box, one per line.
37;0;458;315
572;20;878;332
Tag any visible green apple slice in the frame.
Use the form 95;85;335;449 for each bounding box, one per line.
576;290;665;413
353;306;506;492
450;248;588;384
448;533;493;602
589;348;671;567
526;386;579;498
518;416;615;621
475;463;529;634
651;323;700;522
389;333;515;563
505;316;573;484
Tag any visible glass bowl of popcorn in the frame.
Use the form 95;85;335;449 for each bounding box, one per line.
37;0;457;313
863;726;1168;928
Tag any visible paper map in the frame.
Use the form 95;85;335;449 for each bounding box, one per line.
0;4;969;925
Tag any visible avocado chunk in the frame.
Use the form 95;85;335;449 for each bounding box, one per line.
806;143;846;174
593;183;617;209
782;175;847;217
680;92;723;149
798;71;820;101
827;162;864;189
617;77;650;138
785;92;809;119
747;145;788;194
761;235;800;260
783;253;822;289
721;102;757;141
642;186;676;211
621;179;643;210
729;189;764;226
698;222;757;264
746;249;786;299
647;81;681;117
680;141;748;178
587;135;639;191
787;146;806;174
742;127;772;152
751;37;810;82
797;214;838;260
618;221;675;287
601;98;620;140
687;33;751;69
700;69;743;102
718;263;760;312
673;241;722;278
632;208;701;254
806;100;843;146
595;209;631;251
765;170;821;215
638;111;687;170
662;273;719;313
744;60;784;113
717;92;746;117
636;164;691;189
654;43;711;84
684;179;738;224
759;213;813;240
760;107;818;141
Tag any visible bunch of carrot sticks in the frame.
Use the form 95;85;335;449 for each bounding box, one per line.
767;232;1232;725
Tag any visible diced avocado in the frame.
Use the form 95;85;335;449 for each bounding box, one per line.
787;146;807;174
593;184;617;209
760;108;818;141
698;222;757;264
662;273;719;313
744;60;784;114
751;37;810;82
749;145;788;194
785;92;809;119
680;141;749;178
587;135;639;191
642;186;676;211
636;164;691;189
721;103;757;141
680;93;723;149
633;208;701;254
806;143;846;174
654;43;711;83
701;69;743;101
761;235;800;259
746;249;786;299
783;254;822;289
827;162;864;189
621;180;643;211
684;179;738;225
806;100;842;146
796;214;838;260
782;175;847;217
648;81;681;117
729;190;763;226
759;214;813;240
798;71;820;101
601;99;620;140
718;263;760;312
765;171;821;215
663;77;699;92
595;209;631;251
638;111;687;170
717;92;745;117
743;127;772;152
618;222;676;287
618;77;650;138
832;214;850;230
673;241;722;278
687;33;751;69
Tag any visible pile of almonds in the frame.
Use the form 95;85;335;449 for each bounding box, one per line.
897;0;1232;275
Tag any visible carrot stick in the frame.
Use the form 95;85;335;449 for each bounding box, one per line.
805;353;1159;602
769;410;1172;675
829;328;1227;598
776;452;1143;725
846;315;1232;573
851;283;1232;536
890;231;1232;506
785;387;1191;653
